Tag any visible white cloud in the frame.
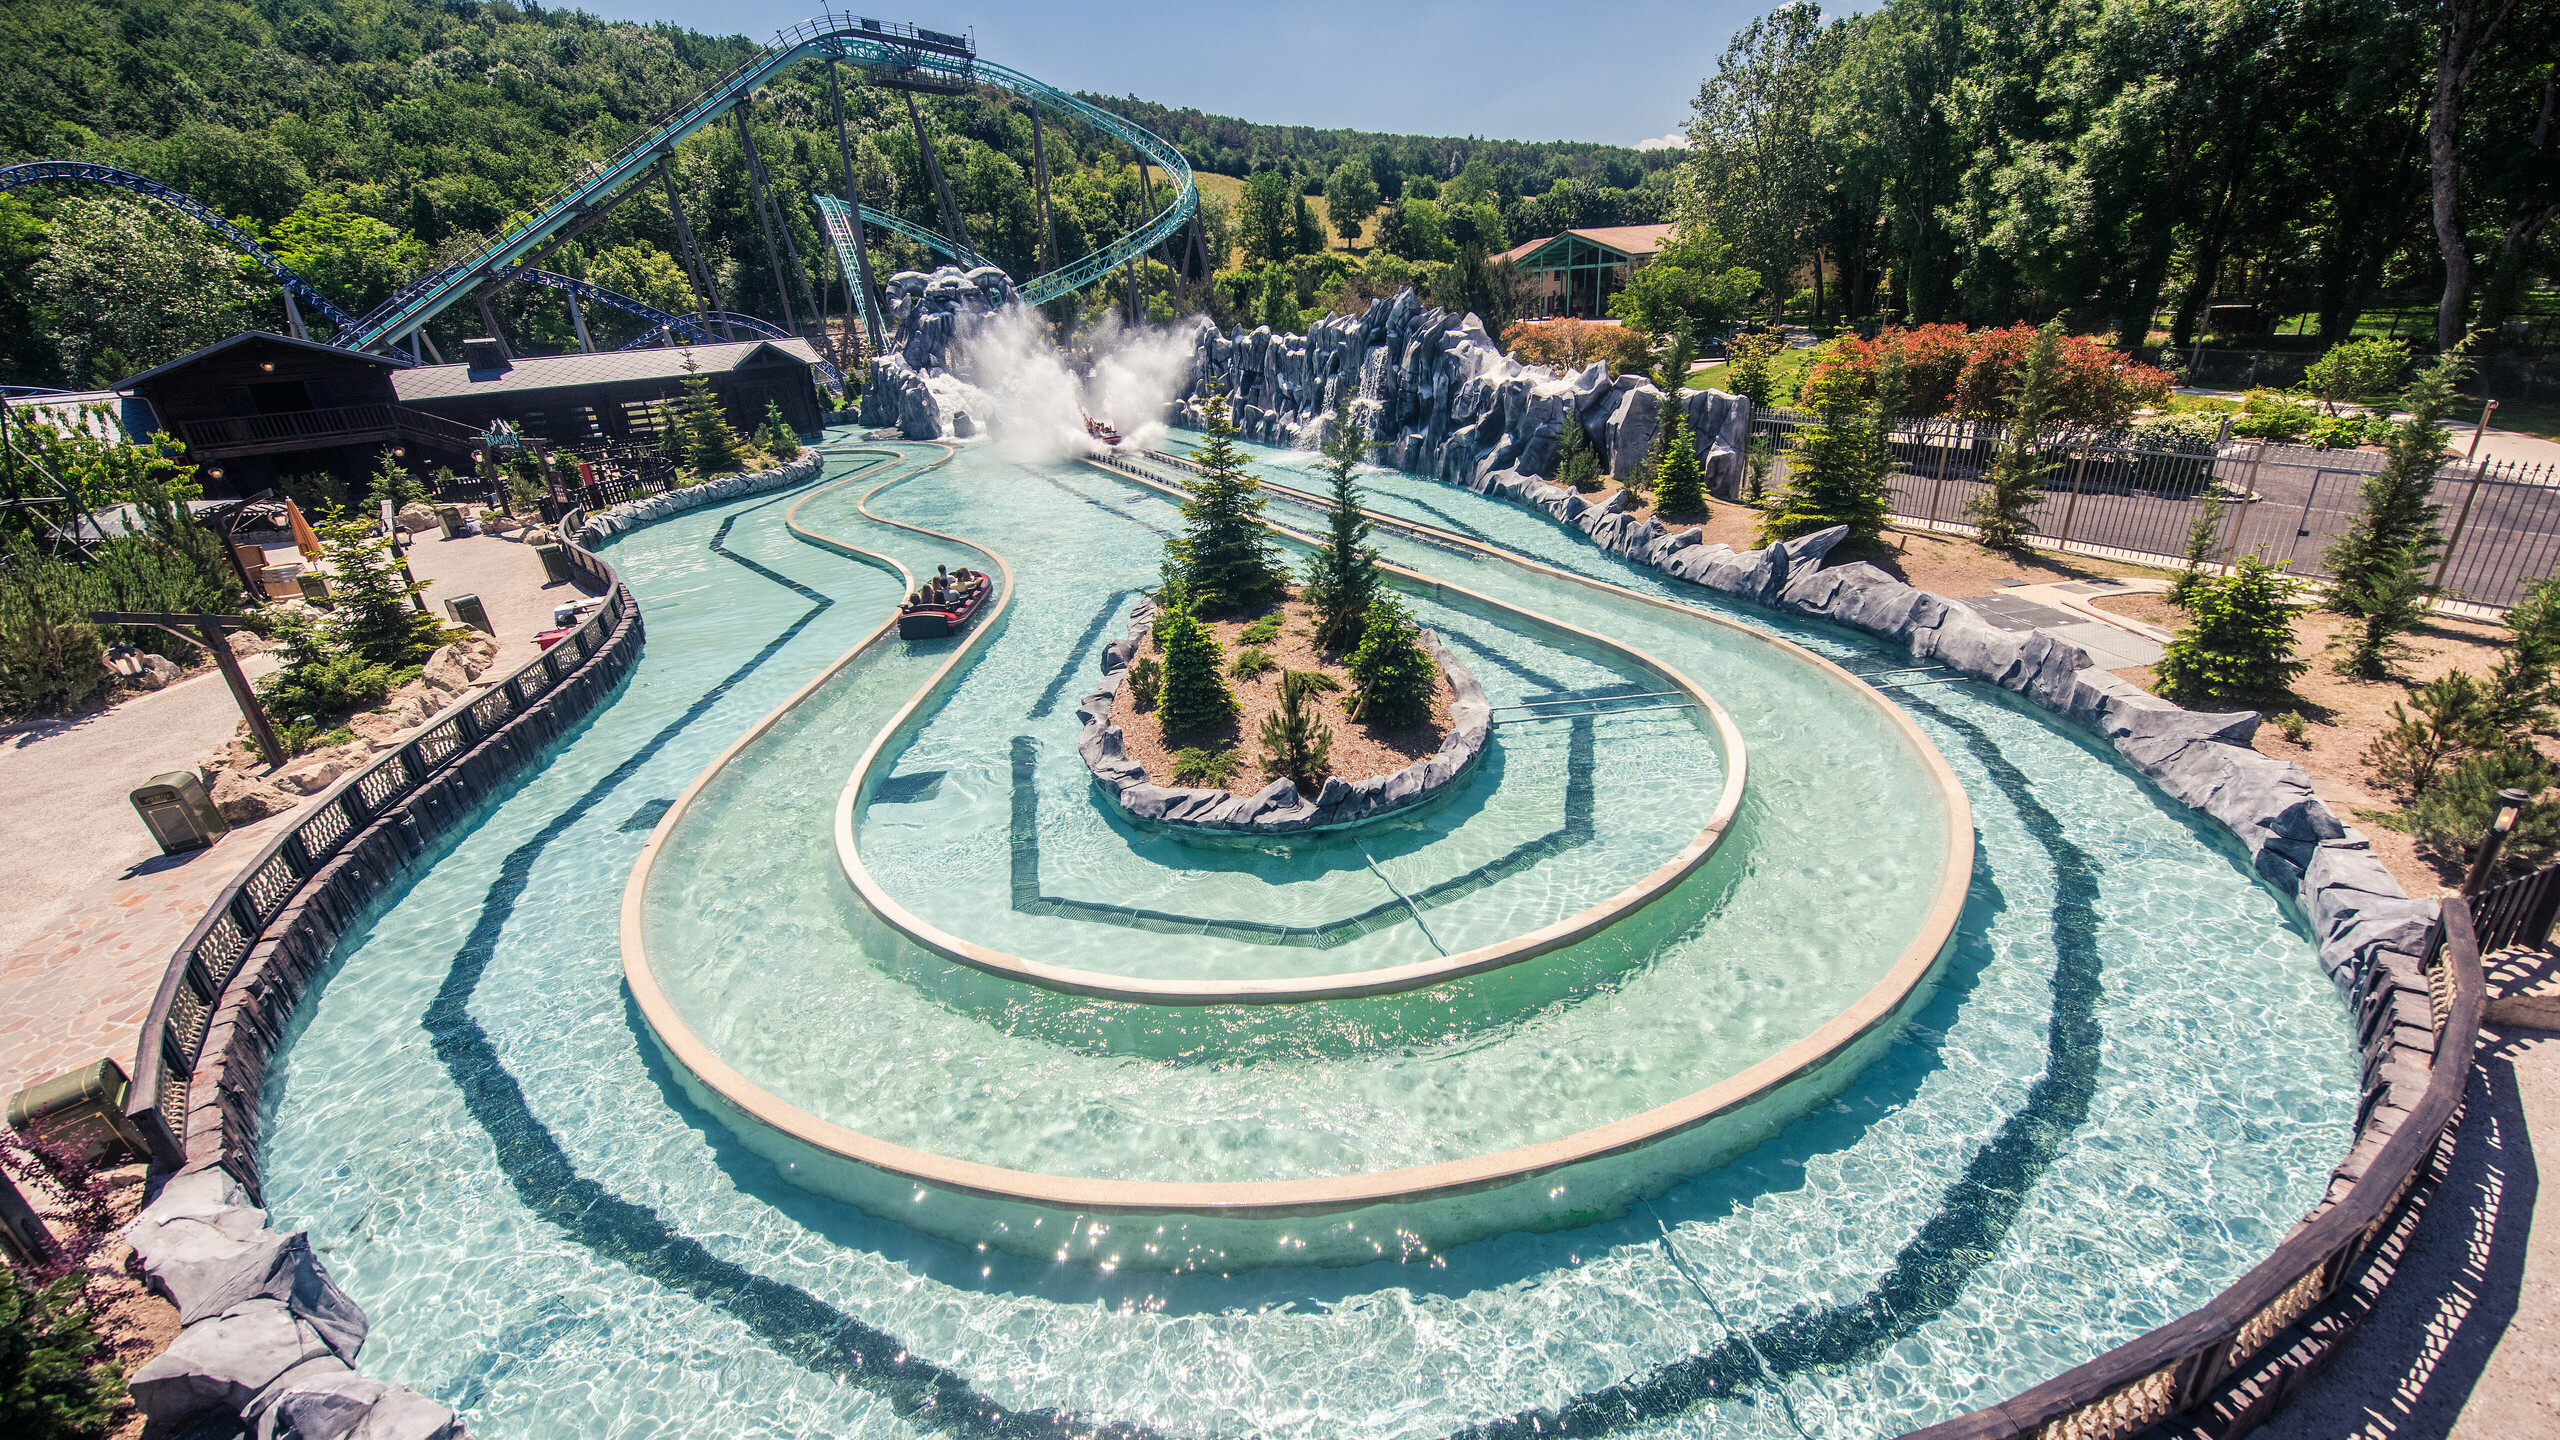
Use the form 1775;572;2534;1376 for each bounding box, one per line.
1633;131;1687;151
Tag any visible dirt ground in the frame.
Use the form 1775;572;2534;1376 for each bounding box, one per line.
1601;485;2519;898
2094;593;2528;896
1593;481;2178;596
1109;590;1453;794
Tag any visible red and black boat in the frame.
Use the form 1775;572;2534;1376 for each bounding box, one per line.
897;568;992;640
1084;413;1121;447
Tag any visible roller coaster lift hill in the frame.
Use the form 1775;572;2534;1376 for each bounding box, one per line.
0;16;1208;379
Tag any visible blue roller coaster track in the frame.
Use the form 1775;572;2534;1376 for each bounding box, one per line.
0;162;835;381
0;161;360;337
330;13;1195;354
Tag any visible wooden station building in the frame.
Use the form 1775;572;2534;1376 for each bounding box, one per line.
114;331;826;499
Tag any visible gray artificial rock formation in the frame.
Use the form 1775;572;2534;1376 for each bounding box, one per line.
855;264;1016;439
1074;598;1492;834
124;1167;466;1437
1172;290;1750;501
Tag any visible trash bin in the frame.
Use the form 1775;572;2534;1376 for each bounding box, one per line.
533;543;571;584
436;505;464;539
297;571;333;604
7;1059;150;1163
131;771;230;855
444;592;493;633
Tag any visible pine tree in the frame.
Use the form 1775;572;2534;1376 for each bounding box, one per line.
1555;412;1602;492
2155;554;2309;703
367;448;428;511
1757;370;1890;543
1259;669;1341;790
1155;602;1236;733
1166;392;1288;616
2323;347;2466;675
1345;595;1438;727
1302;401;1385;651
2168;492;2228;608
1656;424;1709;519
1970;320;2064;550
313;507;450;668
755;399;802;460
1635;334;1695;497
673;350;746;474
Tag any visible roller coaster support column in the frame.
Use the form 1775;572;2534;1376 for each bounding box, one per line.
827;60;883;357
1031;100;1057;274
281;287;309;341
735;101;801;334
566;286;596;353
904;91;973;252
656;157;730;339
472;293;512;362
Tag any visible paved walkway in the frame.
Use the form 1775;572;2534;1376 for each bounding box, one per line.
0;652;283;961
0;810;300;1099
2258;947;2558;1440
0;528;565;1101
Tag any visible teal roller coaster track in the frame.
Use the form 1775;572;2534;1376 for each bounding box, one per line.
5;15;1194;365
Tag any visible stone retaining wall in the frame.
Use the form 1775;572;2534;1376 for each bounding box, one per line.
1432;464;2437;997
574;452;822;545
1073;597;1493;834
104;467;809;1439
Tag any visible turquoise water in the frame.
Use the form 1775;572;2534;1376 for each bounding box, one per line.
258;436;2357;1438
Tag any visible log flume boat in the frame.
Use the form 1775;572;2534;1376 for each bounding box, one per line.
897;567;992;640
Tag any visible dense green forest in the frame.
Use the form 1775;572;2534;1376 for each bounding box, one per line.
1677;0;2557;354
0;0;1666;387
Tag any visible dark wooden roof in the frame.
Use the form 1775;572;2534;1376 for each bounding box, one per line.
388;339;821;403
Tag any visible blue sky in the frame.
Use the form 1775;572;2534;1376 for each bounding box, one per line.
573;1;1769;146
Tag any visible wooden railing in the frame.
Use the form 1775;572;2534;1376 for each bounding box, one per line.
122;515;632;1172
179;403;488;456
1903;898;2485;1439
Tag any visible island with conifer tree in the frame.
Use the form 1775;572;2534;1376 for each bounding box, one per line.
1074;394;1492;833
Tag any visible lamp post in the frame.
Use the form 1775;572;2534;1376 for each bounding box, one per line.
92;608;284;767
2460;787;2534;898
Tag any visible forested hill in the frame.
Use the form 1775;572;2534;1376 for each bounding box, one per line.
0;0;1662;388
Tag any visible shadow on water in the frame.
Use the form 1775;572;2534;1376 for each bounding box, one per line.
384;458;2308;1438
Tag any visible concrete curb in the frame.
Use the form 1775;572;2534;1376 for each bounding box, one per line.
573;452;824;545
1417;470;2437;999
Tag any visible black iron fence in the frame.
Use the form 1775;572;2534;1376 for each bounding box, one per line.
1751;409;2560;613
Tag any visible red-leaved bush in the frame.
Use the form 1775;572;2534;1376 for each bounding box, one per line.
1501;320;1656;376
1801;324;2174;426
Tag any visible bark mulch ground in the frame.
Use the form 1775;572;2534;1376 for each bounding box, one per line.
1107;590;1452;795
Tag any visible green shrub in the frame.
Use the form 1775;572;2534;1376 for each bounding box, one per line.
2402;749;2560;880
2304;413;2383;450
1743;436;1775;506
2230;390;2320;441
2273;710;2310;745
1155;604;1235;733
1170;746;1243;787
0;1270;120;1440
2154;554;2307;703
1655;422;1710;520
2124;411;2226;454
1345;596;1438;728
2302;337;2409;412
1259;670;1340;790
1758;370;1891;544
1127;655;1162;711
257;614;402;719
1238;613;1283;645
1229;645;1276;679
2363;672;2500;798
0;538;105;714
755;400;803;461
1556;413;1603;493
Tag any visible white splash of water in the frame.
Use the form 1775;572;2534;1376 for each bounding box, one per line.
946;306;1202;459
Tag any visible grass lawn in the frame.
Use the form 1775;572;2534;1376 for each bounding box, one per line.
1687;344;1821;404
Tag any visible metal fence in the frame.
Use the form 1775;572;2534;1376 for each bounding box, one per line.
1751;409;2560;614
2172;347;2560;401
